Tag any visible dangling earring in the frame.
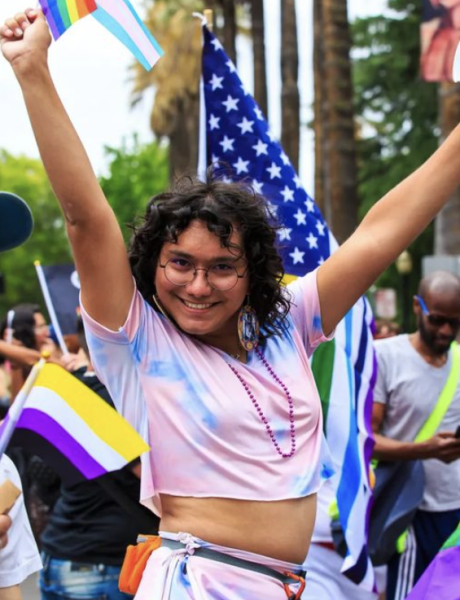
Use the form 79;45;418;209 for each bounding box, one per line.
238;296;259;351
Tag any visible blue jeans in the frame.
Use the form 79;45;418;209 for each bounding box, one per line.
40;554;131;600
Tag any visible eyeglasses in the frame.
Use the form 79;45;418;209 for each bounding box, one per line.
416;295;460;330
159;257;247;291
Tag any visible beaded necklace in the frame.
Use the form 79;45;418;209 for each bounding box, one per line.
227;347;296;458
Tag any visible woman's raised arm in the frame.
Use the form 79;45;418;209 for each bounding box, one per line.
318;120;460;335
0;9;134;330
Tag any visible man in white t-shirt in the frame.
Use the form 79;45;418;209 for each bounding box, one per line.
0;192;42;596
373;271;460;600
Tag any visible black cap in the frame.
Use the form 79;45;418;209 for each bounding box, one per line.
0;192;34;252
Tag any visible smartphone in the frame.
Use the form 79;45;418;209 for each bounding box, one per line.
455;426;460;438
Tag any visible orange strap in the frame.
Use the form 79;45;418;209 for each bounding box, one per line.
283;571;306;600
119;535;161;595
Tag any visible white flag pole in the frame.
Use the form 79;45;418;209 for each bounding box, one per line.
194;11;209;181
0;356;47;457
34;260;69;355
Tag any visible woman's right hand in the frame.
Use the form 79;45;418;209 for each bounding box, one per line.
0;9;51;68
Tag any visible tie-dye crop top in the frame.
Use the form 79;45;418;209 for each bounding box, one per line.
81;268;334;516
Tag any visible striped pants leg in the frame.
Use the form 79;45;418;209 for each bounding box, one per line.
386;508;460;600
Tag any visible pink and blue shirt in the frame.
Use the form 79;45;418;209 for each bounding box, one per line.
81;269;334;515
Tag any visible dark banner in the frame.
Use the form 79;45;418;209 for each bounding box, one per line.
40;264;80;335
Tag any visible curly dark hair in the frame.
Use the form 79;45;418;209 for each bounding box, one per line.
0;304;41;350
129;174;292;340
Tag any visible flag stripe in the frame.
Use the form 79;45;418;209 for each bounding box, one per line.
23;388;137;468
311;339;335;427
34;364;149;461
92;0;163;71
39;0;64;38
57;0;72;29
77;0;96;18
66;0;79;23
15;408;107;479
10;428;88;486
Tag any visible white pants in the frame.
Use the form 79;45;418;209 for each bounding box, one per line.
303;543;381;600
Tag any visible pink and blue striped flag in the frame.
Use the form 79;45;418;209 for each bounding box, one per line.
405;522;460;600
199;24;376;590
39;0;163;70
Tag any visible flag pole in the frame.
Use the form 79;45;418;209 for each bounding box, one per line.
204;9;213;31
0;354;48;457
34;260;69;355
195;9;212;180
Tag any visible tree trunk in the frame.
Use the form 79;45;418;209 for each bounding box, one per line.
220;0;237;66
167;96;199;181
251;0;268;117
435;82;460;254
313;0;327;218
281;0;300;172
320;0;358;243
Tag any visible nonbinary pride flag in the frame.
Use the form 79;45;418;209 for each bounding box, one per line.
0;363;149;485
39;0;163;70
201;25;376;590
405;522;460;600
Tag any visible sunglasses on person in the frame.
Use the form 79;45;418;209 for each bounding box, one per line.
415;295;460;329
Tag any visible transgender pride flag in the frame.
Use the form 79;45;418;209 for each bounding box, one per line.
0;361;149;484
39;0;163;70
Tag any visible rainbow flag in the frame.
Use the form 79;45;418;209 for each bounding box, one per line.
39;0;97;40
405;522;460;600
39;0;163;71
0;362;149;485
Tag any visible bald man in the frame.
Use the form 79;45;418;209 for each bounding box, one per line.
373;270;460;600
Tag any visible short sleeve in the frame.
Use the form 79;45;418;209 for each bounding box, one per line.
287;268;335;357
80;286;148;440
373;341;389;405
0;455;42;588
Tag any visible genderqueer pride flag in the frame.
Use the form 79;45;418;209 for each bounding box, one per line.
199;23;376;589
405;522;460;600
39;0;163;70
0;363;149;485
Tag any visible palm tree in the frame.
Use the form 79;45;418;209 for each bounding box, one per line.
313;0;358;243
131;0;204;180
280;0;300;172
435;82;460;254
313;0;327;217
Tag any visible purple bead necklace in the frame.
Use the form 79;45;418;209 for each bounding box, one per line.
227;347;296;458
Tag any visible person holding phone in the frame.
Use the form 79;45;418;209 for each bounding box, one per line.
373;271;460;600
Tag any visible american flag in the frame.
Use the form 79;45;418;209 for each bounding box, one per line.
202;27;329;277
201;24;377;590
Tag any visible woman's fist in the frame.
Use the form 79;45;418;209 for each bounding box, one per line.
0;9;51;68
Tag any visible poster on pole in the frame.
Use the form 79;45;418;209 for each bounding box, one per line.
421;0;460;81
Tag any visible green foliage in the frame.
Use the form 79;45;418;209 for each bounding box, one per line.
0;138;169;318
100;136;169;242
0;150;72;315
352;0;439;327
